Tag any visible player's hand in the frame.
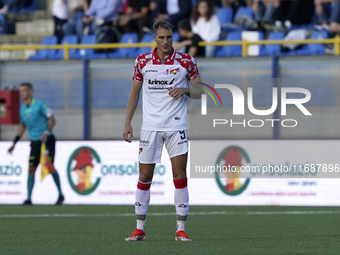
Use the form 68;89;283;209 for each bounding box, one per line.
123;124;133;143
168;88;185;100
40;133;47;143
7;144;15;154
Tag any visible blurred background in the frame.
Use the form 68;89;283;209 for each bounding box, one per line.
1;0;340;141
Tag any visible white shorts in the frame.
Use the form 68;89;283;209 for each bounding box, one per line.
138;129;188;164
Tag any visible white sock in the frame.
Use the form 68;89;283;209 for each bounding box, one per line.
135;180;151;231
174;186;189;231
136;219;146;232
176;220;186;232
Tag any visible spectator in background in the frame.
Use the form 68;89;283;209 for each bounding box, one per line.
315;0;340;34
147;0;166;30
52;0;68;44
252;0;275;27
73;0;124;40
273;0;314;30
117;0;150;41
174;19;205;57
314;0;332;25
191;0;220;57
0;0;26;14
63;0;91;39
222;0;248;16
154;0;192;29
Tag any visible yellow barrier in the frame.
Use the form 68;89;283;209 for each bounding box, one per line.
0;36;339;60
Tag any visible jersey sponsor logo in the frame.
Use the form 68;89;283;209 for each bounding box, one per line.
148;78;175;85
145;70;158;72
170;68;180;75
148;86;173;90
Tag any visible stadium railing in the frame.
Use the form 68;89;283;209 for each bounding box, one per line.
1;36;340;60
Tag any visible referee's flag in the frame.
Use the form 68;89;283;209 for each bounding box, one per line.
40;143;53;181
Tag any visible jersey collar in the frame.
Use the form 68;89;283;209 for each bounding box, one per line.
152;47;175;60
25;98;35;108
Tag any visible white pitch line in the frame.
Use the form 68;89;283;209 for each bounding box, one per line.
0;210;340;218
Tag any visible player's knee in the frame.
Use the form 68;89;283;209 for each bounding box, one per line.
173;177;188;189
138;172;153;183
139;175;153;183
173;169;186;180
28;167;37;175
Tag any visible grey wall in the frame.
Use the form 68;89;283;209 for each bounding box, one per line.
0;56;339;140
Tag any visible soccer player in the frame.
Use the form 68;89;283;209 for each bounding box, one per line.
123;19;204;241
7;82;65;205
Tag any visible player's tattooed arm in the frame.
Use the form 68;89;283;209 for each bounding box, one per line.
188;76;205;99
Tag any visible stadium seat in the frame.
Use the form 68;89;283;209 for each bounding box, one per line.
261;31;285;56
290;24;314;31
135;33;154;56
216;7;233;27
28;36;58;60
77;35;107;59
257;31;266;56
49;35;79;60
234;7;254;21
215;31;242;57
0;14;5;34
9;0;36;13
108;32;138;59
295;30;328;55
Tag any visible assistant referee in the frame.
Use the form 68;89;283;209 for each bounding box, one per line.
8;82;65;205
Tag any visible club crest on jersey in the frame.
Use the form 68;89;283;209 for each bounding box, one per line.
170;68;180;75
139;148;143;154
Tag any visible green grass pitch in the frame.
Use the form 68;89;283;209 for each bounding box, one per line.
0;205;340;255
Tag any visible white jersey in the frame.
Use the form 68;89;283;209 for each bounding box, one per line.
133;48;200;131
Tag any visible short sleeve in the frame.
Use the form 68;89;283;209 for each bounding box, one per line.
41;102;54;118
191;34;201;48
20;110;25;125
188;57;200;81
132;57;143;82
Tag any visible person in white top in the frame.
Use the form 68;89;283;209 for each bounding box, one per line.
52;0;68;43
123;19;204;242
191;0;221;57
